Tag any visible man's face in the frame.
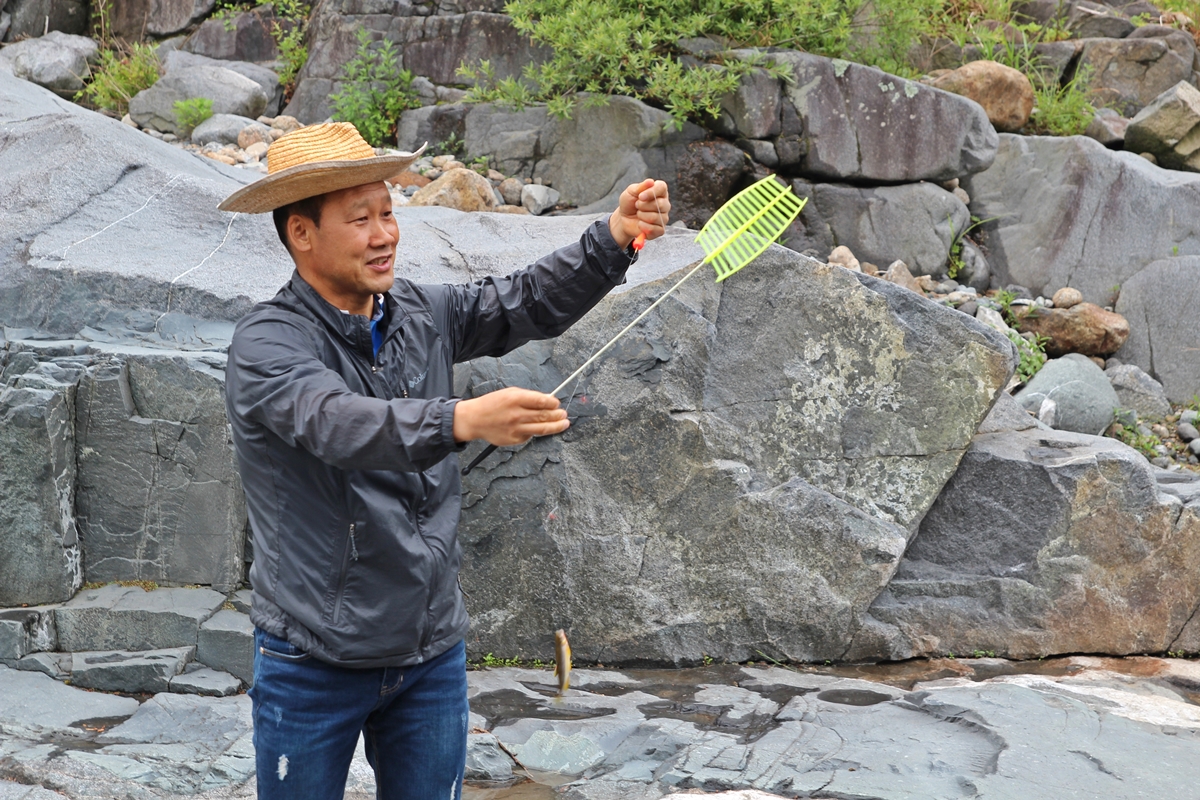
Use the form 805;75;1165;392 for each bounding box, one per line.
290;181;398;315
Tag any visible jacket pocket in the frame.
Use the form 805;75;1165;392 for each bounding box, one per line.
324;523;358;626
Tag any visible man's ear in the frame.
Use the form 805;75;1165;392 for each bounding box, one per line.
287;213;315;253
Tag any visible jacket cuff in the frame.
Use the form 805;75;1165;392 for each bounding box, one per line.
590;219;639;282
441;398;468;452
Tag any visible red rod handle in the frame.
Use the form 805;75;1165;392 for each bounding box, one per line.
632;232;646;252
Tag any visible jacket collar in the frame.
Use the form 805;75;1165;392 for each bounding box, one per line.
284;270;409;359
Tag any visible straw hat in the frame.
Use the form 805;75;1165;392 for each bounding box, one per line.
217;122;425;214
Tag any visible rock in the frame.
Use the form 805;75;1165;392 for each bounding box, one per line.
1052;286;1083;308
197;609;253;684
735;137;779;167
236;120;272;149
106;0;215;39
465;732;515;783
74;354;248;590
0;381;80;606
670;140;747;229
1015;353;1121;435
1085;108;1130;146
1112;256;1200;403
409;167;499;212
1180;422;1200;442
457;248;1013;664
189;112;257;145
0;665;138;739
711;60;782;140
882;260;923;294
1107;363;1171;422
2;0;87;40
243;140;268;161
768;51;998;182
182;4;283;63
1012;301;1130;357
963;133;1200;303
1124;80;1200;171
956;238;991;293
8;651;71;680
856;426;1200;660
129;63;268;135
521;183;560;215
54;584;224;652
930;60;1035;133
70;646;194;693
1067;0;1136;38
497;176;524;206
788;180;969;276
0;607;57;661
396;103;470;152
169;666;241;696
287;10;549;124
1076;27;1195;117
0;31;96;97
827;245;860;272
163;50;281;117
462;95;706;213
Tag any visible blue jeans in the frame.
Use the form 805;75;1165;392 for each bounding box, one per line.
250;628;468;800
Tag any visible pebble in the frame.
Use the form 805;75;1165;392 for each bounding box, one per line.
1151;423;1170;439
958;300;978;317
431;154;456;168
237;122;272;150
1052;287;1083;308
1190;439;1200;456
1152;456;1173;467
953;186;971;205
1178;422;1200;442
161;133;177;143
1181;410;1199;425
828;245;861;272
243;141;269;161
486;169;506;182
145;129;164;139
120;113;137;127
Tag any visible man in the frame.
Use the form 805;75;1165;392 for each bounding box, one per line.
218;121;671;799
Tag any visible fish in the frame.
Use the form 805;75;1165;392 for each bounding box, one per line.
553;628;572;696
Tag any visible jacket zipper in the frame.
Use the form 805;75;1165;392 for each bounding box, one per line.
331;523;357;624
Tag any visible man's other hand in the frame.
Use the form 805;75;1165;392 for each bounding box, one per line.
452;387;569;445
609;179;671;250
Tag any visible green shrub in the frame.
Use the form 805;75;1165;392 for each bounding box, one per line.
268;0;311;92
1005;328;1049;383
75;43;161;116
173;97;214;135
330;28;420;147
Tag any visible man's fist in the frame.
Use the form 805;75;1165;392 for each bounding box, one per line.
452;387;569;446
608;179;671;250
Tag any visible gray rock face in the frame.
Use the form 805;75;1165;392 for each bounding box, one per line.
1067;0;1135;38
183;4;282;63
0;608;57;661
190;112;258;146
521;183;560;215
0;31;96;96
670;140;748;229
0;380;81;606
107;0;215;39
1107;363;1171;422
70;646;195;692
169;666;241;696
712;60;782;140
163;50;282;117
1015;354;1121;435
54;584;224;652
1113;257;1200;404
855;426;1200;660
74;354;248;590
287;7;549;123
768;51;998;182
460;96;707;212
788;180;970;276
1076;27;1196;116
963;133;1200;303
1124;80;1200;171
129;62;269;134
457;248;1013;664
2;0;87;40
465;732;515;783
0;665;138;739
197;609;253;684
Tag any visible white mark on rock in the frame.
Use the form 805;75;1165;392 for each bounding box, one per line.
277;755;289;780
904;81;919;98
155;211;240;329
52;173;184;266
832;59;850;77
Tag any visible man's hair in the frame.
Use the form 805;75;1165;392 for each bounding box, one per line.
272;194;327;254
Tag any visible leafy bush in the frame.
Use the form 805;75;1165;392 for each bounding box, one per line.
75;43;161;116
268;0;311;92
1005;328;1049;383
173;97;214;135
330;29;420;147
1027;66;1095;137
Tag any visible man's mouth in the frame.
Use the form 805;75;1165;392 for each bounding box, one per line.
366;254;393;272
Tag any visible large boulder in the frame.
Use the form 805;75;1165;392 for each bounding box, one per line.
1107;363;1171;422
459;96;706;213
1124;80;1200;172
182;4;283;63
74;353;247;591
767;51;998;183
456;249;1014;664
1113;256;1200;403
931;60;1035;133
670;140;748;229
963;133;1200;303
287;6;549;124
0;31;97;96
163;50;281;117
1015;353;1121;435
0;367;81;606
2;0;87;40
1075;26;1196;117
787;180;970;276
408;167;498;212
853;424;1200;660
1012;301;1130;357
129;52;273;134
107;0;216;40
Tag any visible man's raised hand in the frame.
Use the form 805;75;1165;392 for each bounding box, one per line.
608;179;671;250
452;387;569;446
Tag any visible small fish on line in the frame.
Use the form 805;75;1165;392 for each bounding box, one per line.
553;628;572;696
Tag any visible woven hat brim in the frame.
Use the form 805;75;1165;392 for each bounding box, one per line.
218;151;424;214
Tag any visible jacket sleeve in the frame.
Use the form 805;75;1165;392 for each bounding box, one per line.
439;219;637;363
227;312;460;473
